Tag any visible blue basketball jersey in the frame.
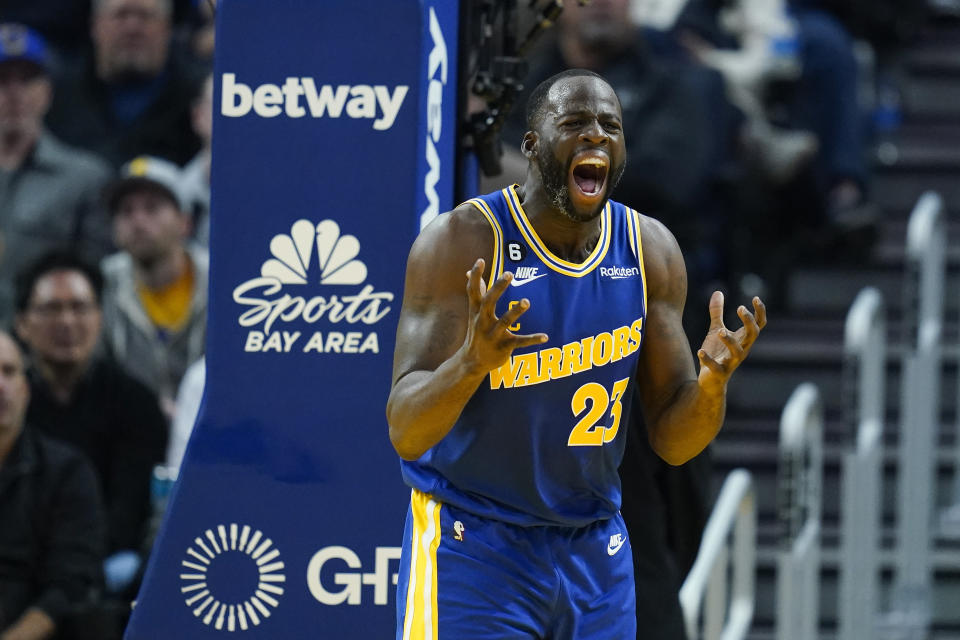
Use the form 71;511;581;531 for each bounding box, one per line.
401;185;648;527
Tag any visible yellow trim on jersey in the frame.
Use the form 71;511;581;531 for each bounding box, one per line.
402;490;442;640
465;198;505;289
503;184;611;277
629;208;649;314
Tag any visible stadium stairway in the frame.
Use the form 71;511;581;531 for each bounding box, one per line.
709;9;960;639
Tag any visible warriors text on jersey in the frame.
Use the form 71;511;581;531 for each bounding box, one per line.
401;185;648;527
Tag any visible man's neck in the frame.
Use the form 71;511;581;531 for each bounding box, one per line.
136;246;190;290
35;358;90;405
517;179;604;264
0;129;39;171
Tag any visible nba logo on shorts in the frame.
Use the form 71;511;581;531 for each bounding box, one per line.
453;521;465;542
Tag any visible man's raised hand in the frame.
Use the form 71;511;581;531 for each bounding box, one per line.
461;258;548;374
696;290;766;387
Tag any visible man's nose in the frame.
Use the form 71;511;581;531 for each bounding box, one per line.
579;120;608;144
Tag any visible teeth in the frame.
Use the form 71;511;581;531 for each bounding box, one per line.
577;158;607;168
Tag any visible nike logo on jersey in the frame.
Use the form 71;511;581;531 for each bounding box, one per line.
510;266;547;287
607;533;626;556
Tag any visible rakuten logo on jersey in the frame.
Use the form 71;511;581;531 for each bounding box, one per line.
220;73;408;130
600;266;640;279
232;219;394;355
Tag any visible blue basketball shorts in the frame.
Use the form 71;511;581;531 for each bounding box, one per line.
395;489;636;639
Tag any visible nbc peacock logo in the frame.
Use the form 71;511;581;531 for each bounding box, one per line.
259;219;367;285
180;524;285;632
232;219;394;354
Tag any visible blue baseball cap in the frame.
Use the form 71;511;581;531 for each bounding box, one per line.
0;24;49;71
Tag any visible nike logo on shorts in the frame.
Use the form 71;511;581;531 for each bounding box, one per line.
607;533;626;556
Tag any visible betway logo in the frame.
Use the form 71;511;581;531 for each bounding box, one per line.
220;73;408;130
419;7;447;229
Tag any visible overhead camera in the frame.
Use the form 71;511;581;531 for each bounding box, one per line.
464;1;591;177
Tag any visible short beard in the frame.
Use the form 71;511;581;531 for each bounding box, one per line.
537;147;578;220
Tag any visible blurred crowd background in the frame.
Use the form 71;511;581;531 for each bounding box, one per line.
0;0;938;638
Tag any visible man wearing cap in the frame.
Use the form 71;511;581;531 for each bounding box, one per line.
0;23;113;328
101;155;207;418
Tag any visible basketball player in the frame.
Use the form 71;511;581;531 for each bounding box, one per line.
387;69;765;639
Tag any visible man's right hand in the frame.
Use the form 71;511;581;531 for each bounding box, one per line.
460;258;548;375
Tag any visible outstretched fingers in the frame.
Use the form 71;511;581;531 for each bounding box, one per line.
465;259;486;316
707;290;726;332
752;296;767;330
512;331;550;349
497;299;550;346
499;297;531;329
481;270;514;317
697;348;726;375
737;305;760;345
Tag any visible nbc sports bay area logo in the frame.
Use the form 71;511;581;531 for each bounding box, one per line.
232;219;394;354
180;525;285;631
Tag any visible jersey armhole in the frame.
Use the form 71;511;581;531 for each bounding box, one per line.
627;208;649;315
465;198;505;290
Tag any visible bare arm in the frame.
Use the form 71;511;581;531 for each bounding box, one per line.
386;207;547;461
636;218;766;465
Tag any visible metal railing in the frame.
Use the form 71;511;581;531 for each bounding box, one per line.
838;288;885;640
776;383;822;640
879;191;945;639
941;195;960;538
679;469;756;640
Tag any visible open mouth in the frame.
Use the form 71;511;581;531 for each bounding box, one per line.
571;157;608;197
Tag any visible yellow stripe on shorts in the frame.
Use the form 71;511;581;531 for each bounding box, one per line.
402;489;442;640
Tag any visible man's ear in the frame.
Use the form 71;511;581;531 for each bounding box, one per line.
521;132;537;158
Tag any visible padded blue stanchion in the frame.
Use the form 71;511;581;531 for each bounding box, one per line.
124;2;459;637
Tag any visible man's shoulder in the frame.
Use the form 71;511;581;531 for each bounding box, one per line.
36;132;112;182
406;201;498;281
617;206;684;295
419;200;496;245
611;203;676;251
87;357;162;405
23;426;93;474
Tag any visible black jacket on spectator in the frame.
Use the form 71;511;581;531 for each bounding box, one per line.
45;51;205;167
26;357;168;554
0;427;105;631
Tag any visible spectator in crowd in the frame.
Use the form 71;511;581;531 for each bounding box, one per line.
0;329;108;640
14;252;168;599
678;0;873;227
666;0;877;302
44;0;206;167
101;155;207;417
0;24;113;328
182;72;211;247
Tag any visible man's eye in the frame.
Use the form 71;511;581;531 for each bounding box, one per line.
604;122;622;132
563;120;582;128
